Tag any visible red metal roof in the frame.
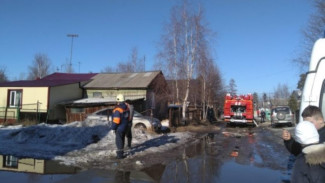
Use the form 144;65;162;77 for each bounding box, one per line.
0;73;97;87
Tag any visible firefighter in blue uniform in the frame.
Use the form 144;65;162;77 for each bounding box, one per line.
112;94;129;159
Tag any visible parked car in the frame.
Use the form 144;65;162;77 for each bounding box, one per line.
85;107;162;132
270;106;294;127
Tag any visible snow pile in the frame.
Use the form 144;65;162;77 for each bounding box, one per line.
0;121;109;158
0;120;194;167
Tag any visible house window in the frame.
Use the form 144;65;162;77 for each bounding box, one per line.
9;90;22;108
3;155;18;168
93;92;103;98
70;108;85;113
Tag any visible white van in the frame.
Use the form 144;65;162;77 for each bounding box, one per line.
300;38;325;122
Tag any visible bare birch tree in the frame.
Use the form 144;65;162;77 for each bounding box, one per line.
101;66;114;73
117;62;134;72
194;8;223;121
199;61;223;121
272;83;290;106
115;47;145;73
228;79;237;96
65;59;74;73
0;66;8;82
157;2;222;120
28;53;52;79
131;47;145;72
155;6;182;104
180;3;197;119
253;92;259;108
294;0;325;71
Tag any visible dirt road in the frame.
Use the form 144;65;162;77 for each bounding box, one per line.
46;120;295;182
0;120;296;183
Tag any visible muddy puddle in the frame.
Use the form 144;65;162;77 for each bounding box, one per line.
0;129;293;183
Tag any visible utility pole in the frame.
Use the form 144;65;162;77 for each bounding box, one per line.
143;55;146;71
67;34;78;73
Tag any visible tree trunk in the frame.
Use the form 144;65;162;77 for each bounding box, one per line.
173;33;180;103
202;78;207;121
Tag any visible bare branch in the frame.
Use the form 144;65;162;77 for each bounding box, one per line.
28;53;52;79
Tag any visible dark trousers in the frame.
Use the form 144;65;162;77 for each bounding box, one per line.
115;130;125;158
125;122;132;148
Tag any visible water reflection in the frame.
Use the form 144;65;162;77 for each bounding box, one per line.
158;132;286;183
114;170;131;183
0;154;80;174
0;131;290;183
281;154;296;183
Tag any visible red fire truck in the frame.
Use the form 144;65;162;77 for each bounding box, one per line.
223;93;255;125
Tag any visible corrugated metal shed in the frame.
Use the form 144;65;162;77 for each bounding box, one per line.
83;71;162;89
60;97;115;105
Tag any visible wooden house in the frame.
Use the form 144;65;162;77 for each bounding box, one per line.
0;73;96;124
64;71;170;122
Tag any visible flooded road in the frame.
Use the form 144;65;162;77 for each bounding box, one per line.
0;122;293;183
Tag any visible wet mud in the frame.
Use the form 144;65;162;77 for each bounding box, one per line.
76;121;294;182
0;121;295;182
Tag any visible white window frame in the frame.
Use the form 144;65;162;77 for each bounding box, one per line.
4;155;18;168
93;92;103;98
9;90;22;108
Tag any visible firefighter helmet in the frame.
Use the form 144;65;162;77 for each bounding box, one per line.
116;94;125;102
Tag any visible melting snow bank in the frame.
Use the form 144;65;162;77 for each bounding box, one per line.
0;121;195;170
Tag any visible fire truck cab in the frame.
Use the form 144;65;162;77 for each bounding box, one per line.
223;93;255;125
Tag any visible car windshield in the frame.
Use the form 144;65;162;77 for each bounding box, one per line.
94;109;144;117
275;107;290;113
133;111;143;117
